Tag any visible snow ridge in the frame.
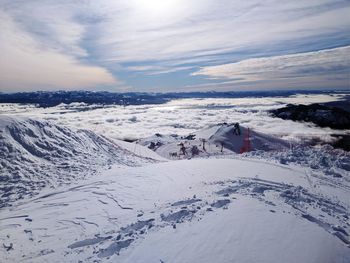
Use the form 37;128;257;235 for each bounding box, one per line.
0;116;159;207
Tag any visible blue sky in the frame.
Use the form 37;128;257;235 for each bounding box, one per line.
0;0;349;92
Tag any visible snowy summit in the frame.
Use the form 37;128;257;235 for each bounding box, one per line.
0;113;349;262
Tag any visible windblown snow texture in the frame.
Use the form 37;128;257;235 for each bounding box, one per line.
0;116;158;207
1;158;349;262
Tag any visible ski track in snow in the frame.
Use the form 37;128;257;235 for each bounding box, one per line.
213;178;350;245
0;157;349;262
1;115;350;262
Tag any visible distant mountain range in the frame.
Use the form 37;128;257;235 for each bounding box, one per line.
271;103;350;130
0;90;346;107
270;102;350;151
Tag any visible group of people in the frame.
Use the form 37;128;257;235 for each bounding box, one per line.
170;122;241;158
178;142;200;157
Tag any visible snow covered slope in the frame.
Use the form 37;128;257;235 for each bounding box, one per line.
1;116;349;262
0;158;349;262
0;116;161;208
138;123;290;159
244;145;350;179
206;123;290;152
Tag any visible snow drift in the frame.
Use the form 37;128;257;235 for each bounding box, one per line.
0;116;160;207
244;145;350;178
1;158;349;262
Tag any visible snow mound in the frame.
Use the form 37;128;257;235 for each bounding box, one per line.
244;145;350;179
138;123;290;159
206;123;290;152
0;116;160;207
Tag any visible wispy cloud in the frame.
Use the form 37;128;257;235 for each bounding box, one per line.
192;46;350;83
0;5;118;92
94;1;350;63
0;0;349;91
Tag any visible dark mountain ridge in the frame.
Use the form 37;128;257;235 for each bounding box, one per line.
0;90;346;107
271;103;350;130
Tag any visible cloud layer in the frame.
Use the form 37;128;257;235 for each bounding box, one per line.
1;93;347;144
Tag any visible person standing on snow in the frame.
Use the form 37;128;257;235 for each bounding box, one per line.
179;142;187;156
200;138;207;151
233;122;241;136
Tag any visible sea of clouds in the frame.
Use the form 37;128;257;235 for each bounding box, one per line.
0;93;348;144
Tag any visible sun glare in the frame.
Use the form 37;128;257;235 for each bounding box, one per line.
130;0;184;17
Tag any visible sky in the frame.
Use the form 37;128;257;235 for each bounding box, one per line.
0;0;349;92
